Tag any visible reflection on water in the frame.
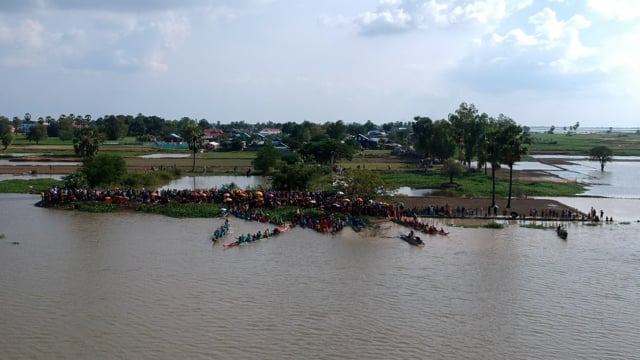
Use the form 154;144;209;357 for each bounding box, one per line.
538;197;640;222
0;174;65;181
1;194;639;359
0;160;81;166
393;186;435;197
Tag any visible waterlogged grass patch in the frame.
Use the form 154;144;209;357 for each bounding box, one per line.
140;203;222;218
77;203;116;213
0;179;65;194
618;221;631;225
483;222;505;229
520;224;551;230
456;222;505;229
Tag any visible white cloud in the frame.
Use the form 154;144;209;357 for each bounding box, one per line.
485;8;596;73
588;0;640;21
152;12;190;50
0;19;51;66
354;0;534;36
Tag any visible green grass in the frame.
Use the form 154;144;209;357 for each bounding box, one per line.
520;223;550;229
0;179;64;194
381;171;585;197
530;133;640;156
139;203;223;218
77;203;116;213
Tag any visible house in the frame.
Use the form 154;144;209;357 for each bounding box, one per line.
367;129;387;138
351;134;379;149
203;128;224;140
163;133;183;143
259;128;281;137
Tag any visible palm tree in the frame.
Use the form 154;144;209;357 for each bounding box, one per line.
182;124;204;172
485;119;502;213
73;127;103;158
498;117;531;208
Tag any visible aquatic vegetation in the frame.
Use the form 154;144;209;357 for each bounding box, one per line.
520;223;550;230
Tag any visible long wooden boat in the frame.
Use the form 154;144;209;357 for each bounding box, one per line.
223;225;289;248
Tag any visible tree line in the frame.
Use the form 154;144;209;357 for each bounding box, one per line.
2;104;612;207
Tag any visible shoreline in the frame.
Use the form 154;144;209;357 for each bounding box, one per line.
0;163;613;222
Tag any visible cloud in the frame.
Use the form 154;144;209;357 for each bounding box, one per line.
452;5;605;96
0;5;193;73
0;0;269;13
0;0;209;12
354;0;534;36
485;8;596;73
0;19;51;67
151;12;190;51
587;0;640;21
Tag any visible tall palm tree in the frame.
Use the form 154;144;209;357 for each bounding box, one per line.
485;119;502;213
498;116;531;208
182;123;204;172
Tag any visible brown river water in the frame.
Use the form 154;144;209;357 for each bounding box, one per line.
1;194;639;359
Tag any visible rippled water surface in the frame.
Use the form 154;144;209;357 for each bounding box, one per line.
1;194;639;359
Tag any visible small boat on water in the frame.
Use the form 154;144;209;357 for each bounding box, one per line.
223;225;289;248
556;225;568;240
399;231;425;247
211;219;231;242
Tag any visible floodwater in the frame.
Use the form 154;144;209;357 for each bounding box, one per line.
161;175;270;190
1;194;639;359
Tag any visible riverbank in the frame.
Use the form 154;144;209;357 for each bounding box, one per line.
0;156;593;220
395;195;584;219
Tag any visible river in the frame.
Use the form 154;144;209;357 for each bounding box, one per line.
1;194;639;359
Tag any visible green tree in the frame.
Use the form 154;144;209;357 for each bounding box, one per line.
252;141;281;175
62;171;88;189
412;116;434;159
0;116;11;135
448;102;478;167
26;123;48;144
441;158;464;184
473;115;490;172
2;133;14;151
102;115;129;140
12;116;22;133
198;119;210;130
485;118;502;212
589;146;613;171
73;127;103;158
182;123;204;172
81;153;127;188
340;169;390;200
431;120;456;162
58;116;75;141
325;120;348;140
498;116;531;208
271;162;320;191
300;139;354;165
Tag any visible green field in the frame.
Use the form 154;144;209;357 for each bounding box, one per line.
529;132;640;156
3;131;638;197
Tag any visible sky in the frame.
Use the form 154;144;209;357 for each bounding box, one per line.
1;0;639;128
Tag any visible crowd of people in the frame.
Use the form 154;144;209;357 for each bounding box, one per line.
39;184;603;224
